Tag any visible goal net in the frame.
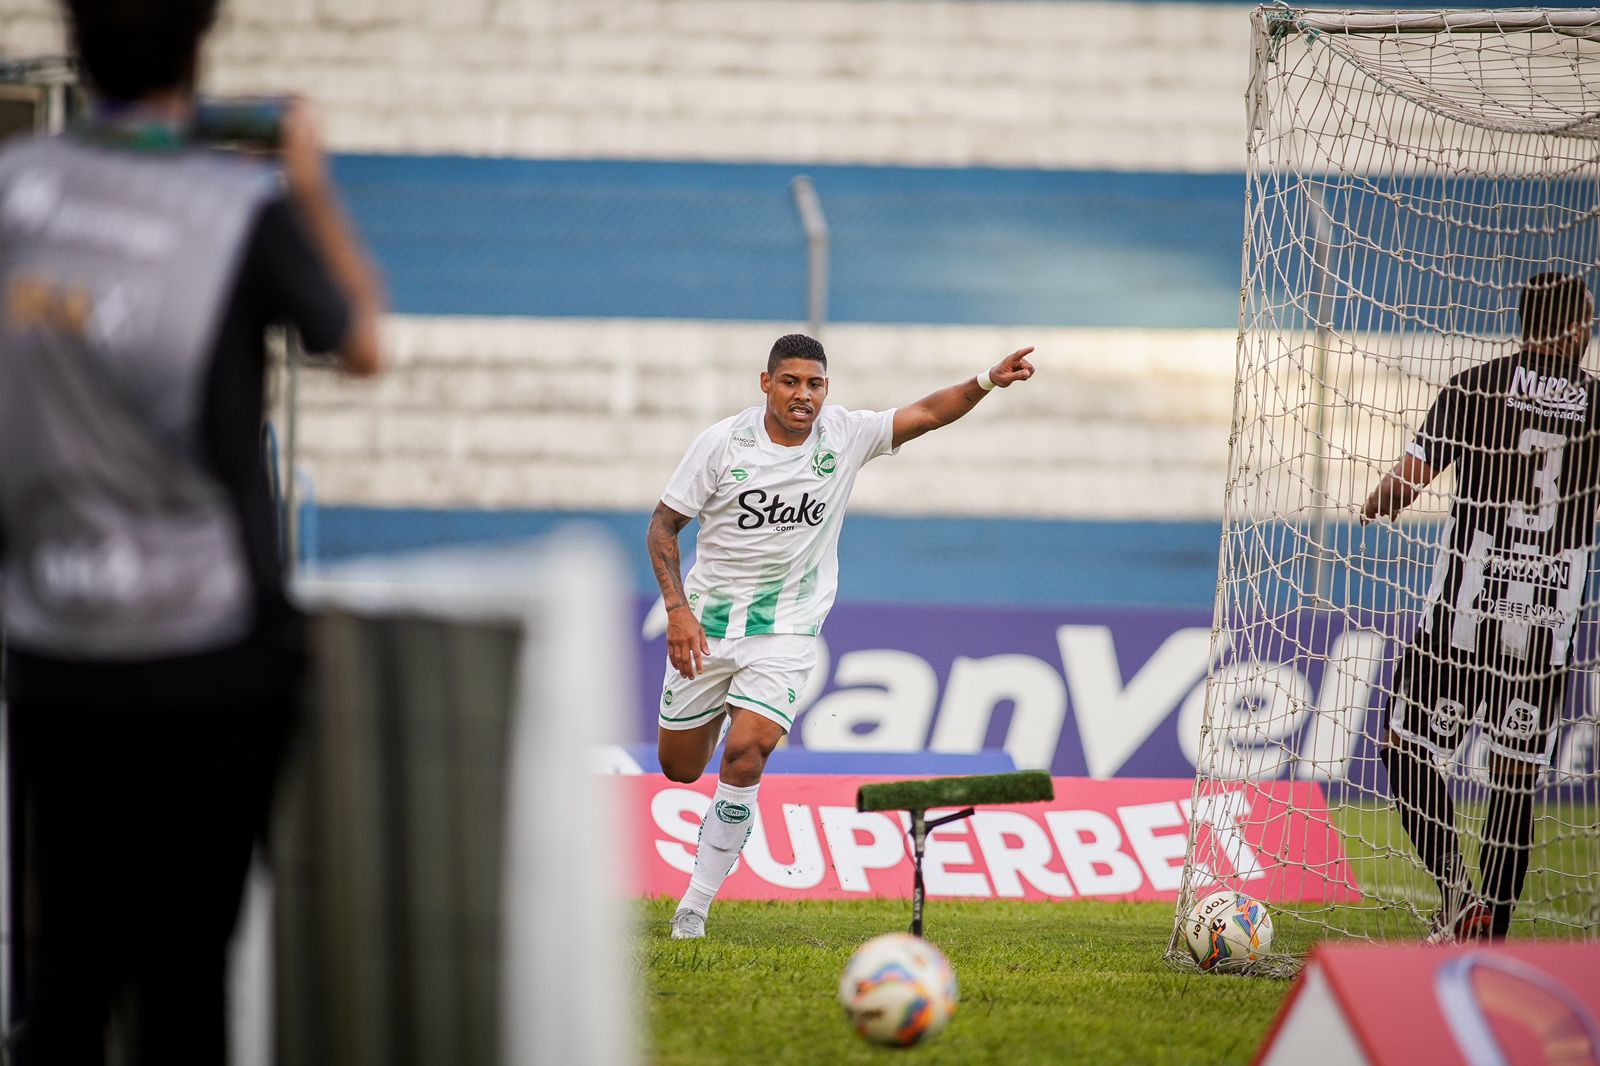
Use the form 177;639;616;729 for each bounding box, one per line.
1171;7;1600;972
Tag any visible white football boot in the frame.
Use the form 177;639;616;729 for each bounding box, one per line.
670;908;706;940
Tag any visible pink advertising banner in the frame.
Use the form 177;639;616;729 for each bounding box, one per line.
628;775;1359;904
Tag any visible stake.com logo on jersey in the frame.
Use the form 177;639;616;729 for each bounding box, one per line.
735;488;826;530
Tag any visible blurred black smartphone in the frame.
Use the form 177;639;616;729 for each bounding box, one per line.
193;96;288;150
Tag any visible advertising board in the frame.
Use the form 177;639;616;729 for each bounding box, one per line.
629;774;1355;904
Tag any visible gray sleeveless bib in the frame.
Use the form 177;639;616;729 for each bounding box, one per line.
0;134;275;659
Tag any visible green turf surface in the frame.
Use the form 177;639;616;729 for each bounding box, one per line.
1280;803;1600;944
639;898;1288;1066
638;802;1598;1063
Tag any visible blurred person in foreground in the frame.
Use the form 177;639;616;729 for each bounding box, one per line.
0;0;383;1061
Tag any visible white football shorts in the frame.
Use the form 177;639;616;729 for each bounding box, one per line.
658;633;818;734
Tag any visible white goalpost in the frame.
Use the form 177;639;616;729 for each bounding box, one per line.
1173;6;1600;971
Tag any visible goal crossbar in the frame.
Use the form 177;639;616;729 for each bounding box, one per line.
1268;8;1600;36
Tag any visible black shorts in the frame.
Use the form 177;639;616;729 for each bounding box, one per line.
1389;623;1565;766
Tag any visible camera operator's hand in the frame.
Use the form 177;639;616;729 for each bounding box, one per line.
281;98;332;201
279;98;385;377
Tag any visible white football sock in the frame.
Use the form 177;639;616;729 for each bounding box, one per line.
679;780;760;917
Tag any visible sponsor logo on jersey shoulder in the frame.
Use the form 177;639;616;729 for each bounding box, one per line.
812;448;837;478
736;489;827;530
1508;366;1589;420
733;433;757;448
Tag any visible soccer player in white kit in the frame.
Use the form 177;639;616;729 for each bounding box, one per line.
647;333;1035;938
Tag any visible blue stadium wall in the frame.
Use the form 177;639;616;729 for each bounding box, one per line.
320;153;1241;608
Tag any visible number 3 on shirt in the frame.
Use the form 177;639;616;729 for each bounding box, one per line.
1508;428;1566;534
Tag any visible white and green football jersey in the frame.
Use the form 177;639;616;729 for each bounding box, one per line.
661;404;897;639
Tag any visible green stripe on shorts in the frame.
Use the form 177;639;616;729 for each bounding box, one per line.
661;703;725;725
727;692;793;727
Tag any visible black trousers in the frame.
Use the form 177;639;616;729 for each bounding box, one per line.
9;691;293;1066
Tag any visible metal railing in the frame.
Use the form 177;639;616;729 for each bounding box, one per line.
791;174;830;340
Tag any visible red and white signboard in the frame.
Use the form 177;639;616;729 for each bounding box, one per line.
626;775;1356;903
1257;942;1600;1066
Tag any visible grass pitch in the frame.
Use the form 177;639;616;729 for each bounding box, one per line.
639;897;1288;1065
639;803;1596;1062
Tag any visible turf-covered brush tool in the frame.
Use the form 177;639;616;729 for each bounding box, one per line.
856;771;1055;936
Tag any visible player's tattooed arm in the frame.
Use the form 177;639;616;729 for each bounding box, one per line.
647;502;694;610
891;346;1035;448
1361;452;1438;523
647;502;710;677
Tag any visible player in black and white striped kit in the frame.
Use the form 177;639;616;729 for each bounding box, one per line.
1362;272;1600;942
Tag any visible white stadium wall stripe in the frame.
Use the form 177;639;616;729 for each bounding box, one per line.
3;0;1251;170
292;317;1238;516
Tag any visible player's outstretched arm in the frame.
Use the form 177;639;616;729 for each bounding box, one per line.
646;501;710;678
1360;453;1437;524
890;346;1035;449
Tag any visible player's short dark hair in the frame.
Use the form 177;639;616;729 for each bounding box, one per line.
64;0;219;101
767;334;826;375
1519;272;1593;345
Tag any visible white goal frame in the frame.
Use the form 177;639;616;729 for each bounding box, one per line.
1170;5;1600;973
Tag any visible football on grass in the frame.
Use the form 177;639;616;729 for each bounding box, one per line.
1185;890;1274;972
837;933;958;1047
